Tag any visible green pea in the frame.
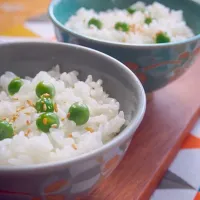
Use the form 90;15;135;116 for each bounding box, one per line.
35;81;55;98
88;18;103;29
35;97;54;113
127;7;136;14
115;22;130;32
68;102;89;126
0;120;14;141
145;17;152;25
155;32;170;43
36;113;60;133
8;77;23;96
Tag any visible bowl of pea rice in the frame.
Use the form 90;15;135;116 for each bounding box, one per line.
49;0;200;93
0;42;145;199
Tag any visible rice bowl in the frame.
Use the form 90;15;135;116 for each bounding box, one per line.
65;1;194;44
0;66;125;166
0;42;146;199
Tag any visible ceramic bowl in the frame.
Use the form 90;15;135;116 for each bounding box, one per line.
0;42;146;200
49;0;200;93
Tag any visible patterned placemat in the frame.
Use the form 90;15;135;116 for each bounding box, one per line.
151;116;200;200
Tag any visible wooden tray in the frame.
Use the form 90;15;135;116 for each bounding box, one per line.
85;56;200;200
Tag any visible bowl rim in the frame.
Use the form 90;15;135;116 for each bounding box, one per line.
0;41;146;172
48;0;200;49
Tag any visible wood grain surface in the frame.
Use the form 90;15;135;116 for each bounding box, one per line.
85;57;200;200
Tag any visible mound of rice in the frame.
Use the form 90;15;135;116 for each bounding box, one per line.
65;1;194;44
0;66;125;166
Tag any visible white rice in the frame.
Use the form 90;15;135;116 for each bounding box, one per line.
0;66;125;166
65;1;194;44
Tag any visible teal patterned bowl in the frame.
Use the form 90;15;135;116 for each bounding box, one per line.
49;0;200;93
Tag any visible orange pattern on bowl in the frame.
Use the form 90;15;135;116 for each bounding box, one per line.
44;179;68;194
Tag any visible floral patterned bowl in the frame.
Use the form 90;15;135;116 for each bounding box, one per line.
0;42;146;200
49;0;200;93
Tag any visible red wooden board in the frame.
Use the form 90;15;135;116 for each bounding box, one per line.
85;56;200;200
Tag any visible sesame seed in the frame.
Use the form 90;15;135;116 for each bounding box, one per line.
17;106;25;112
24;112;31;115
61;118;65;121
25;129;31;137
54;103;58;112
26;120;31;125
27;100;34;107
85;127;94;133
122;38;126;43
43;118;48;125
72;144;77;150
12;114;18;122
43;93;50;97
12;97;18;100
67;112;70;118
43;104;47;111
130;24;135;32
68;133;72;138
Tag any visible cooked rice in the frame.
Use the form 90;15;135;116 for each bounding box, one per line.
0;66;125;166
65;1;194;44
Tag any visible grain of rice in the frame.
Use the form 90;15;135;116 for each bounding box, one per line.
51;124;58;128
